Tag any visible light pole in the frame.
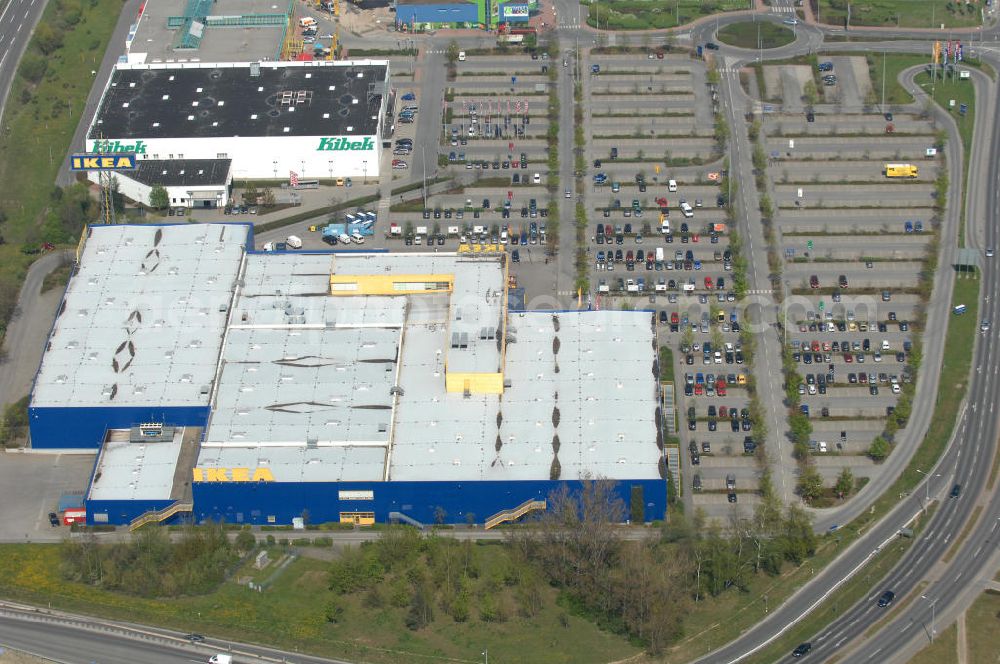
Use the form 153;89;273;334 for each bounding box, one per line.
921;595;938;641
482;649;488;664
363;159;368;185
915;469;940;507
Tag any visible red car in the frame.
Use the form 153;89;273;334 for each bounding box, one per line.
844;353;853;363
655;197;668;206
671;312;679;325
705;277;714;289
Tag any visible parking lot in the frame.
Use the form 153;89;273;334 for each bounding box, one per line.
0;452;96;541
764;66;939;492
569;50;765;518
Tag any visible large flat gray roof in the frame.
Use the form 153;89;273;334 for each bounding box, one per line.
88;436;183;501
126;0;289;65
388;311;660;481
196;444;387;482
32;224;248;408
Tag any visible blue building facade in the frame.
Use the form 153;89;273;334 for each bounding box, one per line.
396;0;480;27
29;405;210;449
191;477;666;526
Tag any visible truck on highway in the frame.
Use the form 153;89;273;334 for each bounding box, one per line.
208;655;232;664
884;163;918;178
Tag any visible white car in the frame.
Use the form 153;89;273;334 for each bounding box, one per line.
783;17;799;25
533;173;541;184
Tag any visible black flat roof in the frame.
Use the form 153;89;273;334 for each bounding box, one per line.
125;159;232;187
90;62;387;140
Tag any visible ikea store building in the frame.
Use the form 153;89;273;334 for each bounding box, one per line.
30;224;666;528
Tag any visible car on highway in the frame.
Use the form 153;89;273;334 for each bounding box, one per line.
792;642;812;657
877;590;895;608
950;484;962;498
705;42;719;50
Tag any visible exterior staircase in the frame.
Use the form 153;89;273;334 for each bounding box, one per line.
484;499;546;530
128;501;193;531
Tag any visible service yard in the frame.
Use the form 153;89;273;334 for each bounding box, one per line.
762;75;941;499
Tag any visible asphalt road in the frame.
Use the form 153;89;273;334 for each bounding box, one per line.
0;250;72;411
0;0;48;126
0;601;353;664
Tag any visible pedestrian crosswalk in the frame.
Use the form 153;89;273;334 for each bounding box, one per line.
717;67;742;74
770;5;796;13
746;289;775;295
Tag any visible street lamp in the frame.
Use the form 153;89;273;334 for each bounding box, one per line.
915;469;940;507
921;595;938;641
363;159;368;185
482;649;488;664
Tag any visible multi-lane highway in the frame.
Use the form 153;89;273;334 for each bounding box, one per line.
0;0;49;124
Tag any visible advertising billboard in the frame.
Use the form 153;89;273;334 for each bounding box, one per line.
70;153;138;171
503;4;530;19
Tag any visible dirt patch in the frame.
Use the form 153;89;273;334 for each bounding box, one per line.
764;65;813;111
293;569;328;589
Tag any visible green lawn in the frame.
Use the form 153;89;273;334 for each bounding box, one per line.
583;0;748;30
966;590;1000;664
916;70;976;155
818;0;984;28
866;53;927;106
717;22;796;50
0;544;637;664
659;345;675;384
909;622;958;664
0;0;123;242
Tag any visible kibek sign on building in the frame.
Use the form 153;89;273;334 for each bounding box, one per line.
317;136;376;151
89;139;148;154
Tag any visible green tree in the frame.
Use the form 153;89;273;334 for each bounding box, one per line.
234;529;256;554
405;582;434;630
445;40;460;65
34;23;63;55
19;53;47;83
834;467;855;499
681;326;695;351
788;412;812;445
869;435;890;461
796;464;823;502
802;80;819;106
149;185;169;210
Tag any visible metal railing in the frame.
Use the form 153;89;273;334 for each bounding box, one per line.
128;501;193;531
484;499;546;530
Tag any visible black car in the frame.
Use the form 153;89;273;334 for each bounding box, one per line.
727;492;737;503
792;642;812;658
659;310;668;325
705;42;719;50
806;111;815;122
511;249;520;263
950;484;962;498
877;590;895;608
184;634;206;643
48;512;60;527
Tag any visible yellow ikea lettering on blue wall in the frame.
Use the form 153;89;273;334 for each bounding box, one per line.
69;153;138;171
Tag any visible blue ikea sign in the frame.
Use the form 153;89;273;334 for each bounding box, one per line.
70;153;138;171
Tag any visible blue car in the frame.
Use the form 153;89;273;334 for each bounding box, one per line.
801;404;810;417
693;260;702;270
904;220;913;233
520;231;528;245
593;172;608;184
401;92;416;100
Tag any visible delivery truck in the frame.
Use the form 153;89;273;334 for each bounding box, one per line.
208;655;232;664
885;163;918;178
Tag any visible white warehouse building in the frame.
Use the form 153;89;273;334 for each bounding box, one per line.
84;60;391;187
